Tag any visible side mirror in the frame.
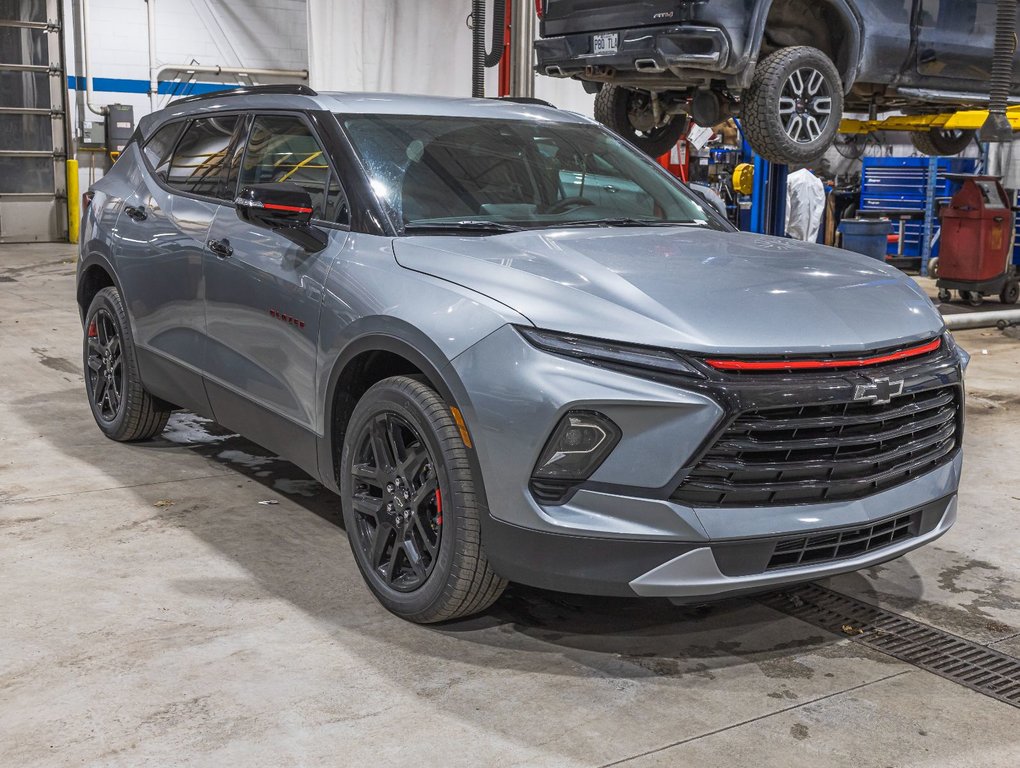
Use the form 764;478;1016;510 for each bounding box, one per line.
234;183;327;252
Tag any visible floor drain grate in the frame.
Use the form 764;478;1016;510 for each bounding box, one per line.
760;583;1020;708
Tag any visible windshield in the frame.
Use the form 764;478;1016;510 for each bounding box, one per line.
340;114;730;233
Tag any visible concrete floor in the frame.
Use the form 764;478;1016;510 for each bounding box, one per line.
2;244;1019;767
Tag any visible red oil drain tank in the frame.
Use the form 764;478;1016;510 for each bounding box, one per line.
936;175;1019;306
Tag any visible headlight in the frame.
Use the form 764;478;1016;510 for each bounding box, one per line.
516;326;701;377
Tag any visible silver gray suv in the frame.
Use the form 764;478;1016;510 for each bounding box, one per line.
77;86;966;623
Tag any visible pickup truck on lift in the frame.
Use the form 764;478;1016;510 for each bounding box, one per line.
535;0;1020;164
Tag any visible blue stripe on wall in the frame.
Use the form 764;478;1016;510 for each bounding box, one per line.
66;76;241;97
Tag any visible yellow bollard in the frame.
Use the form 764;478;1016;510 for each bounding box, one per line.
67;158;80;244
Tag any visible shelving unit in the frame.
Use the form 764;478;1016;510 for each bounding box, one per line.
859;156;977;269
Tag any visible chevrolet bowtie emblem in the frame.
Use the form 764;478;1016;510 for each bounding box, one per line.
854;377;905;406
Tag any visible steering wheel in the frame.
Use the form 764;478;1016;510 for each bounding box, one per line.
545;196;597;214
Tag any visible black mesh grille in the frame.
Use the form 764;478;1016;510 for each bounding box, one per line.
766;512;920;570
672;385;961;507
530;478;577;505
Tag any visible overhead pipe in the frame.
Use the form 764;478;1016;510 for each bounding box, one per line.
80;0;107;115
944;309;1020;331
147;0;157;111
145;0;308;110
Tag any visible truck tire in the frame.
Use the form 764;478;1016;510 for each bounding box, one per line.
911;129;977;156
594;85;689;157
743;46;844;165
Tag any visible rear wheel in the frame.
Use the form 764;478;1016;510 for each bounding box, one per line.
83;287;171;442
742;46;844;165
911;129;976;156
963;290;984;307
594;85;689;157
340;376;506;623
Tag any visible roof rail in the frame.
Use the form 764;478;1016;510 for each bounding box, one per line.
493;96;557;108
168;84;318;106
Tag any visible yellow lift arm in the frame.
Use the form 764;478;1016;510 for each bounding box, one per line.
840;105;1020;135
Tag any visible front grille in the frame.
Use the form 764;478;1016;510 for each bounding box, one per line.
766;512;920;570
672;385;961;507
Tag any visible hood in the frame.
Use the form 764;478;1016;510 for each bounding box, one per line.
393;227;945;355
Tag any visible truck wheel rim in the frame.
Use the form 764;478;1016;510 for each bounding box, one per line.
779;66;832;144
349;412;442;592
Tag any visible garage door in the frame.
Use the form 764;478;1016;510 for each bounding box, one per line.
0;0;67;243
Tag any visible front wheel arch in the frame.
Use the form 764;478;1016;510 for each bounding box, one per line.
319;330;477;495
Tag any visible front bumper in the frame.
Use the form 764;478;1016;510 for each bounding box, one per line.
535;24;731;79
453;325;965;598
482;492;957;599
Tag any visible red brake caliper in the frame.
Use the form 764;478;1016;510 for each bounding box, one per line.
87;320;98;338
435;488;442;526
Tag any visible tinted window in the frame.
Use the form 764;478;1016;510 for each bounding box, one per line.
166;115;241;198
342;114;725;231
141;121;183;169
240;115;349;224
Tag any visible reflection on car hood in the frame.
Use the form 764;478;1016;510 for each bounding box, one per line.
392;227;945;355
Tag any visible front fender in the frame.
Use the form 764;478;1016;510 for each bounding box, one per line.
314;319;497;495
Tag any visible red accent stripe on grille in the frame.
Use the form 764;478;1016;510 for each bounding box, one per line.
263;202;313;213
705;337;942;372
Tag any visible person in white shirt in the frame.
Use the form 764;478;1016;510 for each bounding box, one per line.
785;167;826;242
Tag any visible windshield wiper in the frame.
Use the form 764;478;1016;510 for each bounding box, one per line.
403;220;523;235
546;218;703;229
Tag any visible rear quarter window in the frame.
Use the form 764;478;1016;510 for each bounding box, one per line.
141;121;184;170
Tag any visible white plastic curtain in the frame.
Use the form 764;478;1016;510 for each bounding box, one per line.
306;0;594;115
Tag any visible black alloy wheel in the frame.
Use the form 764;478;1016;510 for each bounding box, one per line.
350;411;442;592
86;308;124;422
82;286;171;441
340;376;506;623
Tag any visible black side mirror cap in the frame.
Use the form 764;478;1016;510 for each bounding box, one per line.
235;183;328;252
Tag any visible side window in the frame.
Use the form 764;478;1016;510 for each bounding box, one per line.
165;115;241;199
239;114;350;224
142;122;183;170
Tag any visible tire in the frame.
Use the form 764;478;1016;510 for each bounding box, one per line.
911;129;976;157
594;84;689;157
937;288;952;303
1000;280;1019;305
742;46;844;165
340;376;507;623
83;286;171;442
928;258;939;278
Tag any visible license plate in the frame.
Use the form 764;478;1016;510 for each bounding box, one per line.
592;32;619;56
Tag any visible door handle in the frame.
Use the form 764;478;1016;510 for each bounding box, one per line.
207;238;233;258
124;204;147;221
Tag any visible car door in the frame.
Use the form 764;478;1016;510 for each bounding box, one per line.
203;112;351;463
113;114;243;413
913;0;1020;87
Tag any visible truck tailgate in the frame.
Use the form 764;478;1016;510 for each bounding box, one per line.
541;1;683;37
